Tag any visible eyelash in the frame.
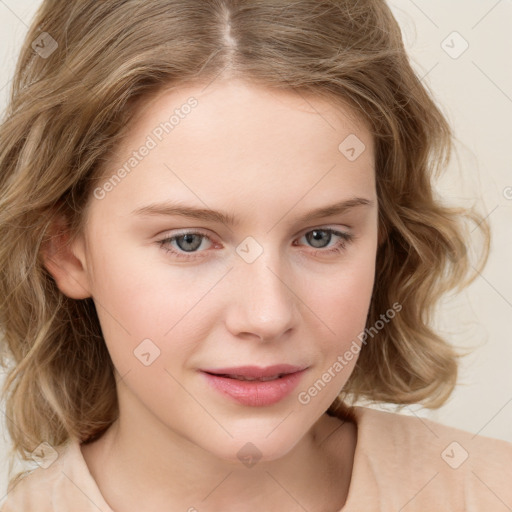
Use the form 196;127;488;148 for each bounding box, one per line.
157;228;354;261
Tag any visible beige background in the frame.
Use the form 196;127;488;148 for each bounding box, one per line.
1;0;511;497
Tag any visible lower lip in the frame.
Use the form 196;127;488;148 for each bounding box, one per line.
201;370;306;407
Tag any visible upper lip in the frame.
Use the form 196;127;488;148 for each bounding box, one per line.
201;364;308;378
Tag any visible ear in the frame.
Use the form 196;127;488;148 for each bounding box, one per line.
40;214;92;299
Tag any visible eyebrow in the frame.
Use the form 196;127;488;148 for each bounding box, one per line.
131;197;374;226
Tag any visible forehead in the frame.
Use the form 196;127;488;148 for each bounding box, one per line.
124;78;372;156
90;79;375;223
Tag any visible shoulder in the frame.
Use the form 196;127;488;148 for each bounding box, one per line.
348;405;512;511
0;438;113;512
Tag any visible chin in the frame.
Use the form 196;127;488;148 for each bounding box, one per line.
203;427;305;466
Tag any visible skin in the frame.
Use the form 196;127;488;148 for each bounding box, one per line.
44;78;378;511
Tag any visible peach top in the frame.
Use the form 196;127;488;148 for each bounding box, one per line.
2;405;512;511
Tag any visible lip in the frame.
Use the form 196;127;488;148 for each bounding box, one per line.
202;364;307;379
200;364;308;407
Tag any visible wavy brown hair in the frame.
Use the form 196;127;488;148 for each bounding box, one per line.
0;0;489;490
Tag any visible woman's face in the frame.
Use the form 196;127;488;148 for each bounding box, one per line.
73;79;378;462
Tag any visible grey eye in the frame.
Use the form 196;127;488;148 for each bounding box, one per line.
175;233;204;252
305;230;332;248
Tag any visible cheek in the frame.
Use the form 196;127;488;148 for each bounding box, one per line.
295;261;374;410
307;256;375;343
87;238;223;371
89;236;197;327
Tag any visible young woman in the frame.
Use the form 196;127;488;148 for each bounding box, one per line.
0;1;510;510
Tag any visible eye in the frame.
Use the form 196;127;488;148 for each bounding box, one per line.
157;230;215;260
294;228;354;255
173;233;205;252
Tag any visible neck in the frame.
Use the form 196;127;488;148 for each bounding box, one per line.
81;398;357;512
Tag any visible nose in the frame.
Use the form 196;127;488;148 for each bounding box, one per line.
224;251;298;342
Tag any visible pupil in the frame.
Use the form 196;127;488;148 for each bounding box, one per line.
307;230;330;248
177;234;202;252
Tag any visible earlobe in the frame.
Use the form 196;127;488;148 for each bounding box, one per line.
40;215;92;300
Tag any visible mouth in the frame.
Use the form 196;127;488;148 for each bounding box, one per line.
205;373;289;382
201;364;307;381
199;364;308;407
